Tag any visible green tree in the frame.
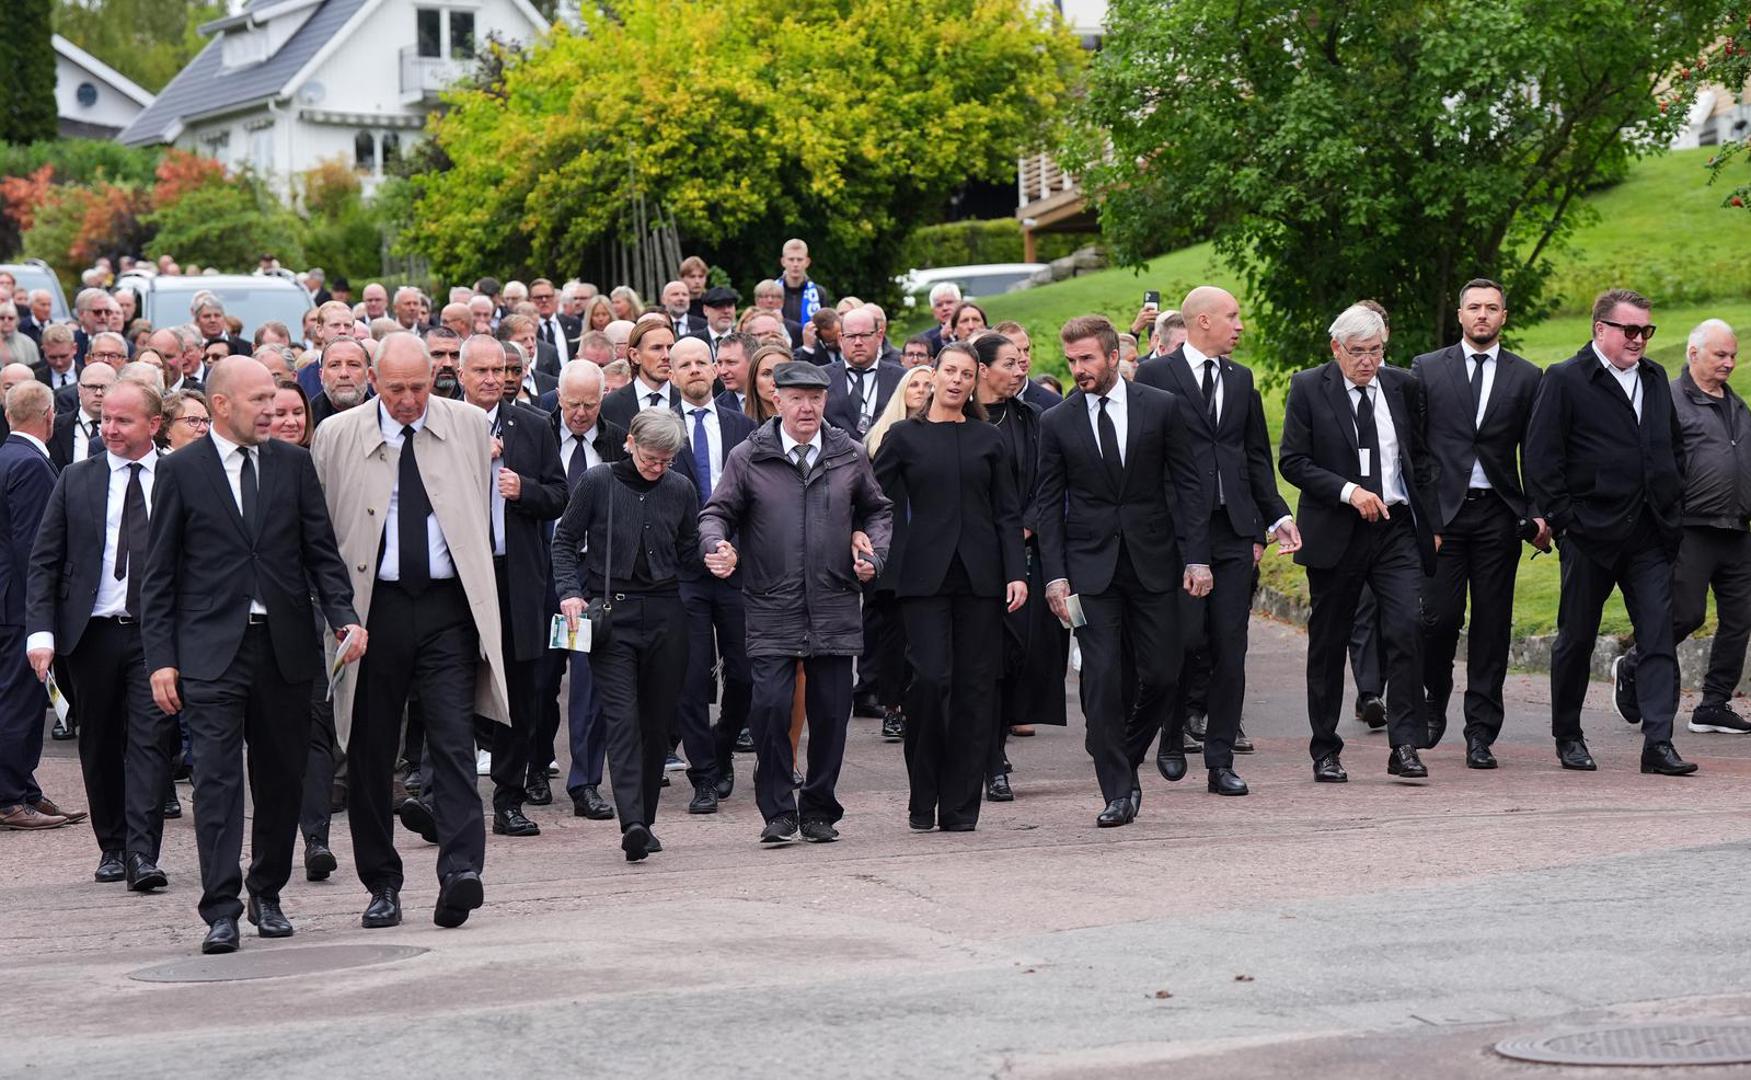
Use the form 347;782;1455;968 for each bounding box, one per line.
1064;0;1748;367
144;170;305;272
52;0;227;95
1700;27;1751;211
2;0;59;144
407;0;1080;299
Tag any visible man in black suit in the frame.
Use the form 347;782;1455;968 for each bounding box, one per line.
751;280;805;347
921;283;961;358
26;381;178;883
502;341;558;407
793;309;844;367
1411;279;1546;764
0;383;70;831
599;318;679;431
49;361;114;470
534;360;626;819
1135;287;1299;796
1525;288;1695;776
142;358;365;953
530;278;579;371
1035;315;1212;827
455;336;566;837
661;280;707;339
712;332;757;414
824;307;903;440
33;324;80;393
670;339;755;811
685;287;741;359
1279;303;1439;784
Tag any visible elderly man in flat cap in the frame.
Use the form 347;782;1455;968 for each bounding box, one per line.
698;362;892;845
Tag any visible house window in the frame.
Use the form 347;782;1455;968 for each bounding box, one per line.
416;8;442;58
355;131;377;171
76;82;97;108
251;127;275;172
381;132;401;169
450;11;475;59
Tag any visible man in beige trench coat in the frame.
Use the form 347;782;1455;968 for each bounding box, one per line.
312;332;509;931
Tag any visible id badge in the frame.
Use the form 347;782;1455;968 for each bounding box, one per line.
1358;448;1372;477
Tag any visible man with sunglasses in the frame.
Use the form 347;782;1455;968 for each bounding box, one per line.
1526;288;1695;776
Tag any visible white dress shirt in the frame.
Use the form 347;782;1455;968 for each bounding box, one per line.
72;410;100;461
1462;342;1500;488
1181;341;1224;422
1083;374;1128;465
562;424;602;474
1593;342;1642;420
375;402;458;582
485;405;507;557
1338;380;1406;507
207;428;269;614
635;377;674;411
843;362;881;429
24;438;115;654
544;315;570;365
46;367;75;390
779;424;824;472
684;398;725;490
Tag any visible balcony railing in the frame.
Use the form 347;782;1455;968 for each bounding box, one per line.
399;46;468;103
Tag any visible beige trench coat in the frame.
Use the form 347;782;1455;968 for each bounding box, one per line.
310;395;510;748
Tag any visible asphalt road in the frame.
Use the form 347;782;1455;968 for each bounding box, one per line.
3;616;1749;1078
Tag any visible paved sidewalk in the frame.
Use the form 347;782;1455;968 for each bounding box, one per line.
3;616;1748;1078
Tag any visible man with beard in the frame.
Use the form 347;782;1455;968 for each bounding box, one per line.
310;339;372;426
425;328;464;399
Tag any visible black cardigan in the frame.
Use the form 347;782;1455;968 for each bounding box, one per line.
871;417;1025;599
551;462;700;600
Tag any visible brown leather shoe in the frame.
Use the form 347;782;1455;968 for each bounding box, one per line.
0;804;70;830
29;796;87;824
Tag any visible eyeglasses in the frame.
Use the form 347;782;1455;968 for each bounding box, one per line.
842;331;878;341
632;446;674;470
90;350;127;362
1599;319;1657;341
79;381;110;391
531;292;555;301
175;416;211;429
1341;344;1385;360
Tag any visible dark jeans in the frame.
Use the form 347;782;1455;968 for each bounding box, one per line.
1623;525;1751;711
901;594;1002;829
68;618;176;859
593;595;688;830
746;653;853;824
1422;492;1521;746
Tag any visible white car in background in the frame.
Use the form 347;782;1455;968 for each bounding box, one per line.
898;263;1047;308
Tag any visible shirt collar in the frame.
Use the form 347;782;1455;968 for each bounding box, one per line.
1592;341;1636;375
1182;341;1213;367
636;376;669;400
1463;341;1501;363
683;396;716;418
108;448;157;472
780;425;823;458
570;424;597;445
13;432;48;459
1087;373;1129;409
208;426;244;459
378;400;428;439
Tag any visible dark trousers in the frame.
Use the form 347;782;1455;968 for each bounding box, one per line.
679;576;746;788
0;625;46;806
488;560;540;813
530;633;566;782
1304;515;1425;761
593;595;688;830
182;624;311;924
1422;493;1520;746
1077;551;1181;804
1349;586;1383;697
747;653;853;823
301;682;337;845
1625;526;1751;710
68;618;176;858
562;651;606;793
1552;515;1678;744
901;594;1002;829
1168;514;1254;769
350;580;483;891
866;592;908;708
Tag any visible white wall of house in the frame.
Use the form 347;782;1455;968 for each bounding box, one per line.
54;48;149;135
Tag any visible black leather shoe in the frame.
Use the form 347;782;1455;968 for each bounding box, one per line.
734;728;755;753
688;784;719;814
1388;745;1428;780
246;896;293;938
1157;748;1188;782
1313;754;1347;783
434;870;483;928
986;774;1014;801
51;714;76;741
1186;710;1207;740
1129;785;1142;818
646;833;662;853
908;813;934;831
1096;799;1133;828
524;772;553;806
1356;694;1387;730
493;808;540;836
398;798;439;843
1422;712;1449;750
162;793;182;819
852;696;883;719
1640;740;1698;776
1207;768;1249;796
1556;738;1596;771
573;784;614;820
201;917;239;955
95;850;125;883
361;886;401;928
880;711;905;741
305;841;337;881
714;764;735;800
1465;739;1498;770
622;823;652;862
800;817;839;843
126;852;168;892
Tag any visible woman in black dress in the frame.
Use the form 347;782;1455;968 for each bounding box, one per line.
873;343;1026;832
553;409;698;862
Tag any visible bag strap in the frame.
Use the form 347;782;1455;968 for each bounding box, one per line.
602;469;614;612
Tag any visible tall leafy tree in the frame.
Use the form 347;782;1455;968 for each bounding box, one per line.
407;0;1081;297
52;0;228;94
1064;0;1747;366
3;0;59;144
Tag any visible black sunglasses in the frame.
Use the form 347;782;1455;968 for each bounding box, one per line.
1599;319;1657;341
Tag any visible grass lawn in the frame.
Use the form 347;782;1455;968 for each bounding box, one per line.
970;148;1751;637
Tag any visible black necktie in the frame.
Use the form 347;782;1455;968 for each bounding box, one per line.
1354;386;1382;496
239;447;258;537
85;420;102;458
566;435;587;490
1469;353;1487;418
791;443;810;480
398;425;431;594
1097;395;1123;490
117;462;148;616
647;391;662;408
540;320;554;345
1201;359;1218;426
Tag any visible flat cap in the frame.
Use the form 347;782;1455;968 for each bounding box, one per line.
702;285;741;307
773;361;830;390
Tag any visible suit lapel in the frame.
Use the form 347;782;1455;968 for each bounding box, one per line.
83;458;110;557
1322;365;1359;451
1065;391;1117;497
1165;352;1214;436
196;436;252;544
1444;346;1478;431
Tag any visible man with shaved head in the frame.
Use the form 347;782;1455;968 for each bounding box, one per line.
141;357;364;953
1135;286;1300;796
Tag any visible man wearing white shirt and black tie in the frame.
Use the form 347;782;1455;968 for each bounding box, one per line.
824;308;902;442
661;281;704;339
688;286;741;359
50;362;115;469
599;320;677;431
530;278;577;372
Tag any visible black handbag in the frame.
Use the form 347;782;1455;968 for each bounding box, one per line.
582;473;614;651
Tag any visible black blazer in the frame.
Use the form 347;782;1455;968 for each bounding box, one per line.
1525;343;1685;557
1411;343;1542;529
25;453;143;651
1032;381;1211;595
1278;361;1438;575
671;400;755;580
823;359;904;440
794;344;843;367
48;408;100;471
1135;348;1290;541
495;402;568;661
598;379;675;433
548;412;629;476
140;436;358;683
0;434;55;625
537;313;580;368
873;418;1025;598
32;360;80;391
1020;379;1062;410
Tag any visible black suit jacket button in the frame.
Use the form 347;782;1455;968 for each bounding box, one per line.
356;563;367;573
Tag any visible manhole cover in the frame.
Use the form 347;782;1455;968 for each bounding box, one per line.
1495;1022;1751;1066
130;944;426;984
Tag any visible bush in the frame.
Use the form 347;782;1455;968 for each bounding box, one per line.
21;181;151;288
0;140;163;188
145;172;306;272
900;219;1098;270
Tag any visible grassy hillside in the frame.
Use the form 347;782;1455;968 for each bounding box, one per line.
975;149;1751;636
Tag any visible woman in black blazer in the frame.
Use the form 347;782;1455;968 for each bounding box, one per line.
873;342;1026;832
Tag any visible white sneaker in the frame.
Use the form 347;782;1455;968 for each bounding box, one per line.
475;750;492;776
